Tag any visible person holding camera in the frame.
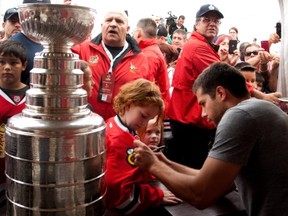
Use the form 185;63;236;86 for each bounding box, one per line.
168;15;188;36
215;34;240;66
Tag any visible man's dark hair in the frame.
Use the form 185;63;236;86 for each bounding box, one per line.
193;62;249;99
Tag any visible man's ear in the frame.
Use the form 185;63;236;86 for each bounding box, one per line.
215;86;227;101
133;29;142;41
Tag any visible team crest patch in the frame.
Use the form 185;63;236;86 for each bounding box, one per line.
89;55;99;64
13;96;21;103
126;147;136;167
129;63;137;73
208;4;215;10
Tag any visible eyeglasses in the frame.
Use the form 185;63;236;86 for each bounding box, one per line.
201;17;221;25
244;50;259;56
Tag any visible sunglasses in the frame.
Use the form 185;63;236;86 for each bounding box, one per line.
245;50;259;56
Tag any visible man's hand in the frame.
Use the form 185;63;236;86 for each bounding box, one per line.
268;32;281;45
263;92;282;105
258;48;272;65
269;54;280;72
134;139;159;171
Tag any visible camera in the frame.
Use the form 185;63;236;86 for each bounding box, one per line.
276;22;281;38
165;11;177;26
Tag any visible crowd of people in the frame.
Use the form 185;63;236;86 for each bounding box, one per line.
0;1;288;216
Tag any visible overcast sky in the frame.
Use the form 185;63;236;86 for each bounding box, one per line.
1;0;281;52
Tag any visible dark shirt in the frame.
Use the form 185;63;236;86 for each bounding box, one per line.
10;32;43;86
169;22;187;35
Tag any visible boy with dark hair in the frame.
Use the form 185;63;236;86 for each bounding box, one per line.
256;72;265;92
0;40;28;211
235;61;257;89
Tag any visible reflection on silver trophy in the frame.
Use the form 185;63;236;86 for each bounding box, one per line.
5;3;106;215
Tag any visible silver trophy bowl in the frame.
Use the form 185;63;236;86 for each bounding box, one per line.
5;4;106;216
18;3;96;48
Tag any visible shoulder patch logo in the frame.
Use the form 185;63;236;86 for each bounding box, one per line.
129;63;137;74
89;55;99;64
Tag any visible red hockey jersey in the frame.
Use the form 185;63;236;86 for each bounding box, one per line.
0;88;27;185
104;116;164;215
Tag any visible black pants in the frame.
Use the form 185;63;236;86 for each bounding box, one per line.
165;119;215;169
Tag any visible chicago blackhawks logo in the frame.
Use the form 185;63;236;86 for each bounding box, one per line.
126;147;136;167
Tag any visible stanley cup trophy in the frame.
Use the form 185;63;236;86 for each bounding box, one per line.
5;3;106;215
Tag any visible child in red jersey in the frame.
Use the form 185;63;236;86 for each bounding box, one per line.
138;116;164;150
104;79;181;215
0;40;28;210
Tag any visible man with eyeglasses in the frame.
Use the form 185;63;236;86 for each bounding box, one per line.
0;8;22;42
166;4;223;169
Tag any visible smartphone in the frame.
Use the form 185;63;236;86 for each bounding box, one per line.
228;39;237;54
276;22;281;38
261;40;270;53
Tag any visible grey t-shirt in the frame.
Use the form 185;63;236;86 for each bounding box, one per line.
209;98;288;216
